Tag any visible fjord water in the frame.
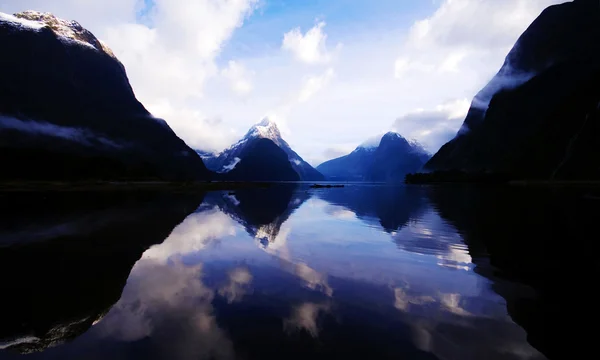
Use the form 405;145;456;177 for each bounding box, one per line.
1;185;593;360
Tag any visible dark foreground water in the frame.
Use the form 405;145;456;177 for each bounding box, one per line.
0;185;596;360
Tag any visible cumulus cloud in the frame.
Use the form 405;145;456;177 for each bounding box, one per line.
392;99;470;152
1;0;258;152
0;0;566;163
282;21;338;64
407;0;563;51
396;0;564;79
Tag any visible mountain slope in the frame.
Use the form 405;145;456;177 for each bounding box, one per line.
317;132;430;182
367;133;431;182
317;146;377;181
203;119;324;181
0;11;210;181
425;0;600;180
223;138;300;182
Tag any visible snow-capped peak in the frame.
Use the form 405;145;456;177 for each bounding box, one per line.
245;118;283;144
1;11;116;58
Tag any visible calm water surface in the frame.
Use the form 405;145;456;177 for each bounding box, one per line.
0;185;593;359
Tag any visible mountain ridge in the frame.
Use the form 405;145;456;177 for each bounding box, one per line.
425;0;600;180
202;118;324;181
317;131;430;182
0;11;211;181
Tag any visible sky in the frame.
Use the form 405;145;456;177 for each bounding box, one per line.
0;0;566;165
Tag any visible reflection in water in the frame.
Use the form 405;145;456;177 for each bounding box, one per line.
0;191;204;354
218;267;253;303
0;184;580;359
284;302;331;337
428;186;599;359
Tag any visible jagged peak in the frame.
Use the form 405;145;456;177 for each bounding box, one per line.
2;10;116;58
245;117;282;142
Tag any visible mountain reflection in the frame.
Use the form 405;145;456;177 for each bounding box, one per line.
205;184;309;246
0;191;204;353
427;186;599;359
0;185;556;360
316;185;427;232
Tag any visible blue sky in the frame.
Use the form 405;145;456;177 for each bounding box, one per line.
0;0;566;165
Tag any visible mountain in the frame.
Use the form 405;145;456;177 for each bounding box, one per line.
0;191;204;353
0;11;210;181
317;132;430;182
316;145;377;181
425;0;600;180
202;119;324;181
205;184;309;247
316;185;427;233
426;186;599;359
223;138;300;182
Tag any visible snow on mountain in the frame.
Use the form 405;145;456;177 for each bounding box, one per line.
1;11;116;57
0;12;45;30
317;131;430;182
245;118;283;145
202;118;324;180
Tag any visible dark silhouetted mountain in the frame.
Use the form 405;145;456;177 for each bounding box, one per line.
426;186;599;359
0;11;210;181
202;118;324;181
318;132;430;182
368;133;430;182
0;191;204;353
426;1;600;180
222;138;300;182
205;184;309;246
316;146;377;181
316;185;427;233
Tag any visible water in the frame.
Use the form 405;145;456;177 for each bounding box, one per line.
0;184;595;359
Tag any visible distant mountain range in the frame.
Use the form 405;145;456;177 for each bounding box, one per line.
317;132;430;182
425;0;600;180
200;119;324;181
0;11;210;181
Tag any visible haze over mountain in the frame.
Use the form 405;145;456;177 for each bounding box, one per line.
425;0;600;180
0;11;210;181
202;119;324;181
317;132;430;182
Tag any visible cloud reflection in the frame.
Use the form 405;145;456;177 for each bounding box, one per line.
260;225;333;297
142;208;237;262
218;266;253;303
284;302;331;337
393;210;473;271
89;208;245;359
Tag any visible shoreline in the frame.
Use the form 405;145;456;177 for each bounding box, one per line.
0;181;274;192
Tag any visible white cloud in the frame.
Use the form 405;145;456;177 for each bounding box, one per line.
298;68;335;103
221;60;253;95
282;21;338;64
1;0;258;152
392;99;470;152
142;209;237;263
407;0;562;51
0;0;566;161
